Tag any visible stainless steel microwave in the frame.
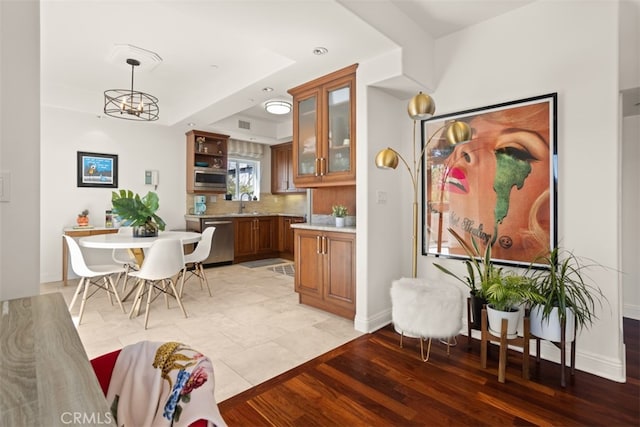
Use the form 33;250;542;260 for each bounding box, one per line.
194;167;227;191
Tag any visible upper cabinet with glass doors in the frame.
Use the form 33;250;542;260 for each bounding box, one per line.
288;64;357;187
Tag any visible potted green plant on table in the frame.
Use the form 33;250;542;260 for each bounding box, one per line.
77;209;90;226
528;247;606;342
111;190;166;237
332;204;348;227
433;228;496;330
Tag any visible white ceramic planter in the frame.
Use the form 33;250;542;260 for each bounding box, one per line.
530;306;576;342
335;217;345;227
487;305;521;338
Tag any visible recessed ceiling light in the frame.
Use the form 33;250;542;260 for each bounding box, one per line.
265;100;292;115
313;47;328;56
187;122;196;127
262;87;274;92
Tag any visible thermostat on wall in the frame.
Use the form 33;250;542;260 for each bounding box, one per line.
145;170;159;188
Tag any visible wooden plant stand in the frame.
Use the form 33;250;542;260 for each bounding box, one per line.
531;321;576;388
480;307;530;383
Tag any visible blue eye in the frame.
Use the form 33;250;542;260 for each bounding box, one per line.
496;146;536;161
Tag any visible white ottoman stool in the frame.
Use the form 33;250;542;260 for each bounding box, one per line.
391;277;462;361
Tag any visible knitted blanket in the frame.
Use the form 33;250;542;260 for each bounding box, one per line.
106;341;226;427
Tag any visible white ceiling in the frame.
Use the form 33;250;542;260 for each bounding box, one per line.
41;0;537;144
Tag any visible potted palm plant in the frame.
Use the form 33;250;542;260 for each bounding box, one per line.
111;190;166;237
528;247;606;342
485;273;542;337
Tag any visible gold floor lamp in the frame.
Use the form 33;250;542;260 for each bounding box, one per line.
375;92;471;278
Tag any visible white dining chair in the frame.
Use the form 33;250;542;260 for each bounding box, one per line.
63;235;126;325
127;238;188;329
179;226;215;297
111;226;138;293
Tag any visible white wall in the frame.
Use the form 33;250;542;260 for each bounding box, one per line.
622;115;640;319
619;0;640;320
362;0;627;382
619;0;639;91
40;107;187;283
428;0;623;381
0;0;40;300
355;49;424;332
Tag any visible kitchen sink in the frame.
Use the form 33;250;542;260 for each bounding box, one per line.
227;212;266;216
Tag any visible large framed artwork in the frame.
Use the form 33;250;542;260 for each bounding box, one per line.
422;93;557;268
76;151;118;188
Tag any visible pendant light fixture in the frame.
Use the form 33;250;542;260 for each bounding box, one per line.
104;58;159;121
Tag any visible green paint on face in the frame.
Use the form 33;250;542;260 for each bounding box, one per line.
493;151;532;226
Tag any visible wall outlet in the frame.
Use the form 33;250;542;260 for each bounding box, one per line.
376;190;387;204
209;195;217;203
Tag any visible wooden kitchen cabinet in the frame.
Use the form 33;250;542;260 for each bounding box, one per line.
234;216;278;262
294;229;355;319
278;216;305;260
271;142;305;194
186;130;229;194
288;64;357;187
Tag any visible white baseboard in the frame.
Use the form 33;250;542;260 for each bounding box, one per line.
358;311;627;383
462;319;626;382
623;304;640;320
532;340;626;383
41;272;69;284
354;307;391;333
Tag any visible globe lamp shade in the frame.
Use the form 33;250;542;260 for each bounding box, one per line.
375;148;399;169
445;121;472;145
407;92;435;120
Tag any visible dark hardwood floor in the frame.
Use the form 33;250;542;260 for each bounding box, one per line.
219;318;639;426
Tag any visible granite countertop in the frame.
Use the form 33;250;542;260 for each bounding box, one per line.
185;213;304;220
184;213;356;234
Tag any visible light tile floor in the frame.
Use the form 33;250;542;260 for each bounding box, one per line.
40;263;362;402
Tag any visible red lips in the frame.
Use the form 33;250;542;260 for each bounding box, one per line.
443;167;468;194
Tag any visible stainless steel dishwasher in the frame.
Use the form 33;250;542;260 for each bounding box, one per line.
187;218;234;265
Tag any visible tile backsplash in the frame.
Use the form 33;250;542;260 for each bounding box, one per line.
186;193;307;216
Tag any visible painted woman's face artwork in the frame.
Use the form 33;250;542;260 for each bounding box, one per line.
425;97;555;266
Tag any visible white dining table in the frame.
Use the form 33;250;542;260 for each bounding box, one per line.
79;230;201;266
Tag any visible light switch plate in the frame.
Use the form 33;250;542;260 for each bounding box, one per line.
0;172;10;202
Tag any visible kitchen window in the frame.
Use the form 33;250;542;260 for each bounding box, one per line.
227;158;260;200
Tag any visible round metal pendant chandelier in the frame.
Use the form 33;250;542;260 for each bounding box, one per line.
104;58;159;121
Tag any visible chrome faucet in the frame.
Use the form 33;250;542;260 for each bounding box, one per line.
238;192;251;213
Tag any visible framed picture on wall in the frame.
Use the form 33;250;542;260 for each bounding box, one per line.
76;151;118;188
421;93;557;268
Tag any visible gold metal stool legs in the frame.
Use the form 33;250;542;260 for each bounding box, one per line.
400;331;454;362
